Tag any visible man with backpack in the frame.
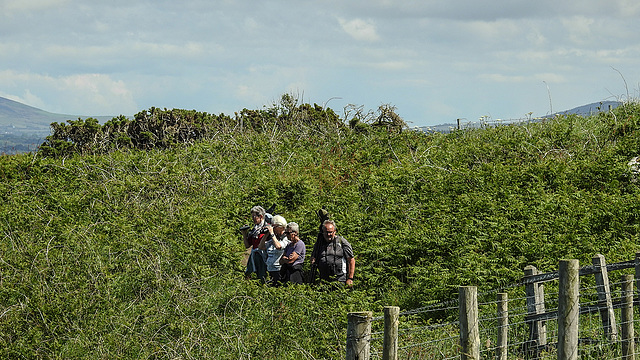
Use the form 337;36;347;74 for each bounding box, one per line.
310;219;355;287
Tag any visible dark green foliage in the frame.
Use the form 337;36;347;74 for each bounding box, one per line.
38;110;237;156
38;96;344;157
2;100;640;358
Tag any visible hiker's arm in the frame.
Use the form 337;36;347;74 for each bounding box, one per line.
242;231;251;249
258;235;267;250
272;234;283;249
287;251;299;263
258;226;274;250
346;257;355;286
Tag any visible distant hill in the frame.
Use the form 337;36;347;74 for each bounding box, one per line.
555;100;622;117
417;101;624;133
0;97;115;154
1;97;68;135
0;97;115;135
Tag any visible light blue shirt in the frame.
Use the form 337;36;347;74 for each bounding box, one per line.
265;236;290;272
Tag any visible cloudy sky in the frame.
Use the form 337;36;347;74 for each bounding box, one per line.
1;0;639;126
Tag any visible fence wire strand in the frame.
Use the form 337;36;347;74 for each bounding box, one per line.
362;255;640;360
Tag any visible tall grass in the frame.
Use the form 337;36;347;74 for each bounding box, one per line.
1;102;640;358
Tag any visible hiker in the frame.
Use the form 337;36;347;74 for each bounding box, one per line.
279;222;305;285
242;205;269;281
258;215;289;286
310;219;355;287
308;208;330;284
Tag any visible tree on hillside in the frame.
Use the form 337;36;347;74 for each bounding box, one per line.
373;104;407;133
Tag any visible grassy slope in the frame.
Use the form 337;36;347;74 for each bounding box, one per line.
1;103;640;358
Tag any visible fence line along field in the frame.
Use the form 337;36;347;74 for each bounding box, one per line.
351;252;640;360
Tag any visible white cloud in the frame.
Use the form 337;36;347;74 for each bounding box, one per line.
230;64;315;109
42;40;207;62
243;17;260;32
234;84;267;107
479;73;566;84
562;16;595;45
331;0;639;21
338;18;380;42
1;0;639;126
526;29;547;47
2;0;70;12
619;0;640;16
131;41;206;58
370;61;411;70
59;74;137;115
0;89;46;110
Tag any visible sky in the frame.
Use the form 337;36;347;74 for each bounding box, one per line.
1;0;639;127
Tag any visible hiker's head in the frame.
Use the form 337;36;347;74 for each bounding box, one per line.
322;219;337;241
250;205;265;225
286;222;299;241
271;215;287;235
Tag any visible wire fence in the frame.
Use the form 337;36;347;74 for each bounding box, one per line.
348;253;640;360
455;102;620;131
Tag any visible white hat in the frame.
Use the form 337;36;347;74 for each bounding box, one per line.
271;215;287;227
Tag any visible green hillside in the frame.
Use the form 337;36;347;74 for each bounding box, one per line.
1;99;640;358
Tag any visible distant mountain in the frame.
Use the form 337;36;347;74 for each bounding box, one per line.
552;100;622;117
0;97;114;135
416;101;624;133
0;96;115;154
0;97;70;136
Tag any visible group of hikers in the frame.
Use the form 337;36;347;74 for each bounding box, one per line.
240;205;355;287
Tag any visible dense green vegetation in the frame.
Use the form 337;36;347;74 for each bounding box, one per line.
2;97;640;358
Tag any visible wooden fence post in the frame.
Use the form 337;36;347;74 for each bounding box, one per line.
621;274;635;360
346;311;372;360
524;265;547;354
497;293;508;360
459;286;479;360
634;252;640;300
558;259;579;360
383;306;399;360
593;253;617;341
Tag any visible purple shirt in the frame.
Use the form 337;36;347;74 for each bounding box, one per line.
284;240;305;267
